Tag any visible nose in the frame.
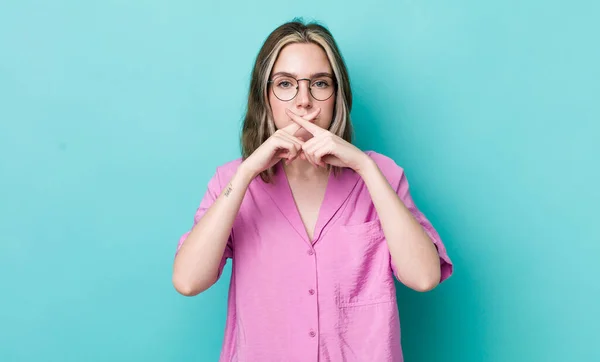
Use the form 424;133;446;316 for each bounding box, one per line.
295;79;312;110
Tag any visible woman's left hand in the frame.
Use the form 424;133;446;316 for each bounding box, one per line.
285;109;372;173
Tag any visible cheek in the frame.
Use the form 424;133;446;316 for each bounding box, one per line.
319;100;336;128
269;96;288;129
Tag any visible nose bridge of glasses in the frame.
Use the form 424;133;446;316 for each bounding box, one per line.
295;78;312;99
295;78;312;90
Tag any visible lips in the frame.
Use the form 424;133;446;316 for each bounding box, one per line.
290;115;317;123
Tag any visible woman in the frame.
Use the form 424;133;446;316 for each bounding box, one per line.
173;19;453;362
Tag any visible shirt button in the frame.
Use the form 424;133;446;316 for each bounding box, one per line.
309;289;315;295
307;249;314;256
309;330;316;338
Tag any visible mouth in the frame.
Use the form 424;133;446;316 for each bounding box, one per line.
290;115;318;123
287;109;320;121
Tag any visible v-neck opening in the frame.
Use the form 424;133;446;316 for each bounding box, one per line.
258;161;362;247
280;162;332;245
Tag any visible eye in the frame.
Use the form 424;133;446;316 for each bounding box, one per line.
312;80;330;88
274;77;296;89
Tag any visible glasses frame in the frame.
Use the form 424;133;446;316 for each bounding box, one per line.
267;76;337;102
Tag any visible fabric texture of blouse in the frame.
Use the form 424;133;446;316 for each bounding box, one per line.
176;151;453;362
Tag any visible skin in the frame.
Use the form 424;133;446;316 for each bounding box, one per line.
172;42;442;296
269;43;336;144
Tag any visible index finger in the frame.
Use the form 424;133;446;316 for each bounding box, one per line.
285;108;323;135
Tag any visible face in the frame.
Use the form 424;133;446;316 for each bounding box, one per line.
268;43;336;140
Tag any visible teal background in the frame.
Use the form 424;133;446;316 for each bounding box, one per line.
1;0;599;361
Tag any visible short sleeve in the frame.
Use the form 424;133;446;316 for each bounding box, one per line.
393;170;453;283
367;151;453;284
176;167;233;281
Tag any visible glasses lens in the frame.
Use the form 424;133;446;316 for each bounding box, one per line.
272;77;298;101
309;77;335;101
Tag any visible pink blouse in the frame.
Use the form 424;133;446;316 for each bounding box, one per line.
177;151;453;361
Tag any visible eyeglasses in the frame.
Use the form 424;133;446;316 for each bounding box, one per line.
267;75;336;101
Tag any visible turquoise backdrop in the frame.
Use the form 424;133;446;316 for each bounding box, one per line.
1;1;598;361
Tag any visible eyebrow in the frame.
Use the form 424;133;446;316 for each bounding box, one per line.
270;71;334;79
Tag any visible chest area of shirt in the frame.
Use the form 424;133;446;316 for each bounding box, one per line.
236;165;378;247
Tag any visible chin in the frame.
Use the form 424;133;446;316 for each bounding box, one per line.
297;128;314;137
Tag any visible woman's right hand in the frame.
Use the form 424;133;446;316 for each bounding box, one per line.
241;108;321;178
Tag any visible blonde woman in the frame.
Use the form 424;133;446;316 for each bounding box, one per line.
173;19;453;362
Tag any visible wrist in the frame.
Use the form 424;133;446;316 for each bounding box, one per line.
354;153;377;177
237;161;258;184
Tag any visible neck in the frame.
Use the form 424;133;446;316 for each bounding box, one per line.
282;158;329;181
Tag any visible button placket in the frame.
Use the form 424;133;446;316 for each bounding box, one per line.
305;247;318;344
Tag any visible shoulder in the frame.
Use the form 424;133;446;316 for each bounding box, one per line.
364;150;403;171
209;157;244;188
364;150;405;184
362;150;414;193
215;157;244;174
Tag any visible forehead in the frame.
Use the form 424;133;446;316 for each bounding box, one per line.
271;43;332;77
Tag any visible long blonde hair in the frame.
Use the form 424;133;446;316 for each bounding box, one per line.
241;19;353;183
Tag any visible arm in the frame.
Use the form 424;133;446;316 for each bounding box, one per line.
357;157;442;292
171;112;314;297
283;110;449;291
172;164;254;296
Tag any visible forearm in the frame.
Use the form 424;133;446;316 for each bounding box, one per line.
172;164;254;296
358;158;441;292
